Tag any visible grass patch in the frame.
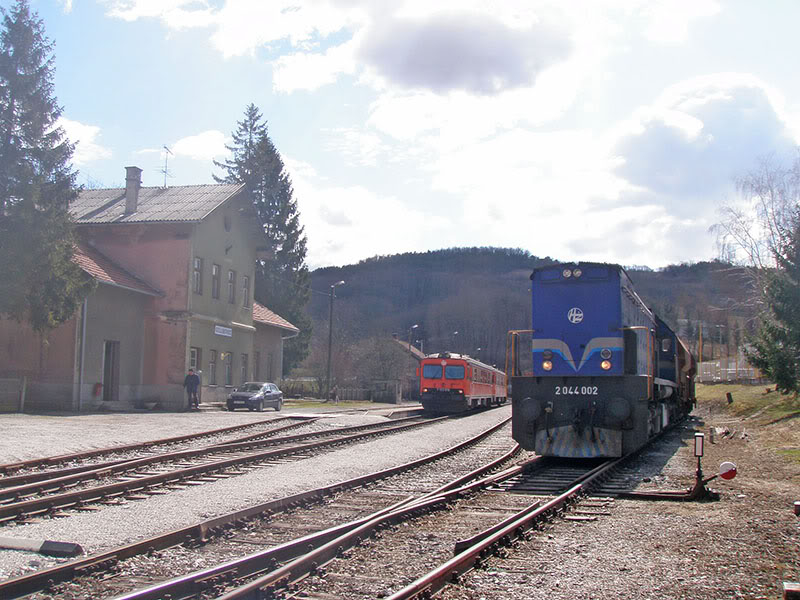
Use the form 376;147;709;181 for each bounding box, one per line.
777;448;800;463
696;383;800;422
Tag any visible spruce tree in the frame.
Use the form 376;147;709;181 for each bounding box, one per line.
746;213;800;394
0;0;93;333
215;104;312;373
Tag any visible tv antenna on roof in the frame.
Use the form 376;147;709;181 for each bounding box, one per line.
160;145;173;188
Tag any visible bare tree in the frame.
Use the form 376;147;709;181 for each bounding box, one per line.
715;151;800;271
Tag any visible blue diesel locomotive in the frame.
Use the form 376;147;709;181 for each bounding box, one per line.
511;262;695;458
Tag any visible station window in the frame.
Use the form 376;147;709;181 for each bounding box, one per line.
192;258;203;295
211;264;220;299
209;350;217;385
190;347;201;371
254;351;261;381
224;352;233;386
228;270;236;304
242;276;250;308
241;353;248;383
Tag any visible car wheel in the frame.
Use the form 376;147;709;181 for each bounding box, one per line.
275;398;282;412
227;401;235;411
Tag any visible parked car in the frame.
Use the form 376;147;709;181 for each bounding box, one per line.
227;382;283;412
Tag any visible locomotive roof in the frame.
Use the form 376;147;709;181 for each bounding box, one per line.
530;261;633;283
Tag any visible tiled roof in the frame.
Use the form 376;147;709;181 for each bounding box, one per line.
70;183;245;224
73;242;163;296
253;302;299;333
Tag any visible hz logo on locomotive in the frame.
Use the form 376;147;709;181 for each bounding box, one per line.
567;307;584;324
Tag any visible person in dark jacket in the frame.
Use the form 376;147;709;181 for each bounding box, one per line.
184;368;200;409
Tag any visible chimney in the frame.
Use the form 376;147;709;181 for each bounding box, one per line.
125;166;142;214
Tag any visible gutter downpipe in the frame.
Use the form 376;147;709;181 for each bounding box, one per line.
78;298;87;412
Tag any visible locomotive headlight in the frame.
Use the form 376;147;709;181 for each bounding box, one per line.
601;360;612;370
542;350;553;360
562;269;572;278
573;268;582;278
542;360;553;371
600;348;612;360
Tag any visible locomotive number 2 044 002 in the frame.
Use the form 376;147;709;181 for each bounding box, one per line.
554;385;599;396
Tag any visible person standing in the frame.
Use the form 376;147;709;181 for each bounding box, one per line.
184;368;200;409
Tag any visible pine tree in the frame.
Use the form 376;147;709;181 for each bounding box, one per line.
215;104;312;373
746;213;800;394
0;0;93;333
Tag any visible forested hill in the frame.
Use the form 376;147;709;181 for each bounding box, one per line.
307;247;753;368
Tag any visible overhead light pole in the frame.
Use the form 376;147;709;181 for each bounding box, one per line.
409;324;418;352
325;280;345;403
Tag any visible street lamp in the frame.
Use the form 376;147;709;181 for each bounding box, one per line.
409;324;418;352
325;280;345;402
452;331;458;351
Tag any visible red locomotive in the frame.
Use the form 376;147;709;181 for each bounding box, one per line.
418;352;507;414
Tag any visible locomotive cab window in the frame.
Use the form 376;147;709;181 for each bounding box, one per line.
445;365;465;379
661;338;671;352
422;364;443;379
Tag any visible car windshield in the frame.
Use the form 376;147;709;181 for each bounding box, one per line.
239;383;264;392
445;365;465;379
422;364;443;379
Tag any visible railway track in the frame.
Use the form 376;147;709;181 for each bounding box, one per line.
0;417;516;599
0;416;441;525
155;449;648;598
0;416;314;478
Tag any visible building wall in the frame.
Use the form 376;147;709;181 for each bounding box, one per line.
188;195;264;404
0;312;78;411
82;223;194;409
255;325;285;384
79;284;150;411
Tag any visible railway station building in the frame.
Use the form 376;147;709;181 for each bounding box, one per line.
0;167;298;413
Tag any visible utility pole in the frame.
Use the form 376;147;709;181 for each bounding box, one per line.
325;281;345;402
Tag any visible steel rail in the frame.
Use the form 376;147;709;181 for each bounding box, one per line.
194;454;529;600
0;419;313;490
0;416;422;503
0;416;310;476
0;417;446;522
0;417;512;599
109;447;526;600
385;457;622;600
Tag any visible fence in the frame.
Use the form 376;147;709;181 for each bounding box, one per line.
696;358;764;384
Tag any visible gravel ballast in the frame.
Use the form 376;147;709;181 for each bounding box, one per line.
0;406;511;580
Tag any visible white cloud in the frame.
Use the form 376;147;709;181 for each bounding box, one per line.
272;39;358;93
286;157;451;267
357;11;572;95
58;0;73;13
59;118;112;165
640;0;721;44
103;0;216;28
612;74;798;211
210;1;361;58
171;130;228;161
322;127;393;167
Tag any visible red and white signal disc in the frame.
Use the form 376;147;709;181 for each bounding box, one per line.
719;461;737;480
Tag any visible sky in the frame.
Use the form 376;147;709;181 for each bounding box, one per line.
16;0;800;270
